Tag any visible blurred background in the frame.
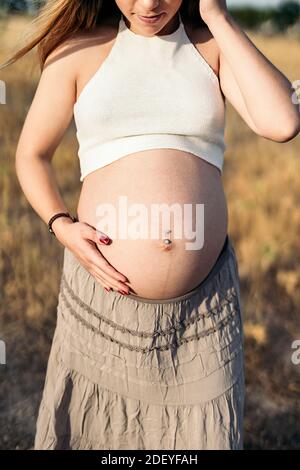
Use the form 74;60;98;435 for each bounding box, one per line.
0;0;300;450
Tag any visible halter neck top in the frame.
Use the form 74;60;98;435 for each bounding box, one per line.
73;12;226;182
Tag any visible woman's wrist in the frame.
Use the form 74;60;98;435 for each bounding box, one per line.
202;10;232;30
50;215;76;238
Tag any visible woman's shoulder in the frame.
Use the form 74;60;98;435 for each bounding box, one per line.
41;18;117;108
44;17;118;74
43;19;114;67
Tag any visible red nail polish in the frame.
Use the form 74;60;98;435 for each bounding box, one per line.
99;236;110;244
118;290;129;295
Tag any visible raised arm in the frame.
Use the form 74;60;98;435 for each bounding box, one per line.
199;0;300;142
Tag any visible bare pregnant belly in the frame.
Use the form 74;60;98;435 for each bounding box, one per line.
77;149;228;300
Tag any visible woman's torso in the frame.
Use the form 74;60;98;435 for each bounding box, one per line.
75;16;228;299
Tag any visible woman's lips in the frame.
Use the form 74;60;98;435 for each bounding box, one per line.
137;13;164;24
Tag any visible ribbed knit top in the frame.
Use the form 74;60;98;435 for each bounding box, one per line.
73;12;226;181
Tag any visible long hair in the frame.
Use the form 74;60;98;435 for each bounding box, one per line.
0;0;206;72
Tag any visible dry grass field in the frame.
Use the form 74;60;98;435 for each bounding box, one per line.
0;14;300;450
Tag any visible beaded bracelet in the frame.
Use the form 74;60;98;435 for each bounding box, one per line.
48;212;78;236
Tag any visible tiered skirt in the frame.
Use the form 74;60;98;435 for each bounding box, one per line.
34;234;245;450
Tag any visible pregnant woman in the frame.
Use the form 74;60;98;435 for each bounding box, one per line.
3;0;299;450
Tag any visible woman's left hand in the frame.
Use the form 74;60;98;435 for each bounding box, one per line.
199;0;228;25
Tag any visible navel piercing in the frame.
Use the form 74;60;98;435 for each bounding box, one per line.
163;229;172;245
160;229;172;251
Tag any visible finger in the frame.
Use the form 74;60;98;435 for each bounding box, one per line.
89;269;112;291
95;229;111;245
92;265;131;292
81;223;110;245
83;241;129;283
80;227;128;282
89;268;129;294
94;240;129;283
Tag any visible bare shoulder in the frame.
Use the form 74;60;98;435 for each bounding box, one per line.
183;21;220;78
47;18;119;100
43;17;117;80
47;18;116;64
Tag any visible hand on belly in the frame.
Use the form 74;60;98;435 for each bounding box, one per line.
78;150;228;300
96;230;227;300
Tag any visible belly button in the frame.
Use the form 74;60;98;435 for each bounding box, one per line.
156;241;173;251
158;230;173;251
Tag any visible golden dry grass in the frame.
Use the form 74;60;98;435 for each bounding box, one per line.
0;15;300;449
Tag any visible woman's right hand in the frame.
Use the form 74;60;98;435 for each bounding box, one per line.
51;217;131;295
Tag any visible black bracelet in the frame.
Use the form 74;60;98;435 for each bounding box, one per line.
48;212;78;236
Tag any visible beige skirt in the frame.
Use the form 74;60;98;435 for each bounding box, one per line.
34;234;245;450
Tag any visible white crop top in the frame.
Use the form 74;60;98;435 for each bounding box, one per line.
73;12;227;182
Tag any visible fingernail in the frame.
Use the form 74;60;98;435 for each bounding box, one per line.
99;236;110;244
104;287;110;292
118;290;129;295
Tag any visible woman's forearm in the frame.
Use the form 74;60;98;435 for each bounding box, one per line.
206;11;300;136
15;154;75;235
